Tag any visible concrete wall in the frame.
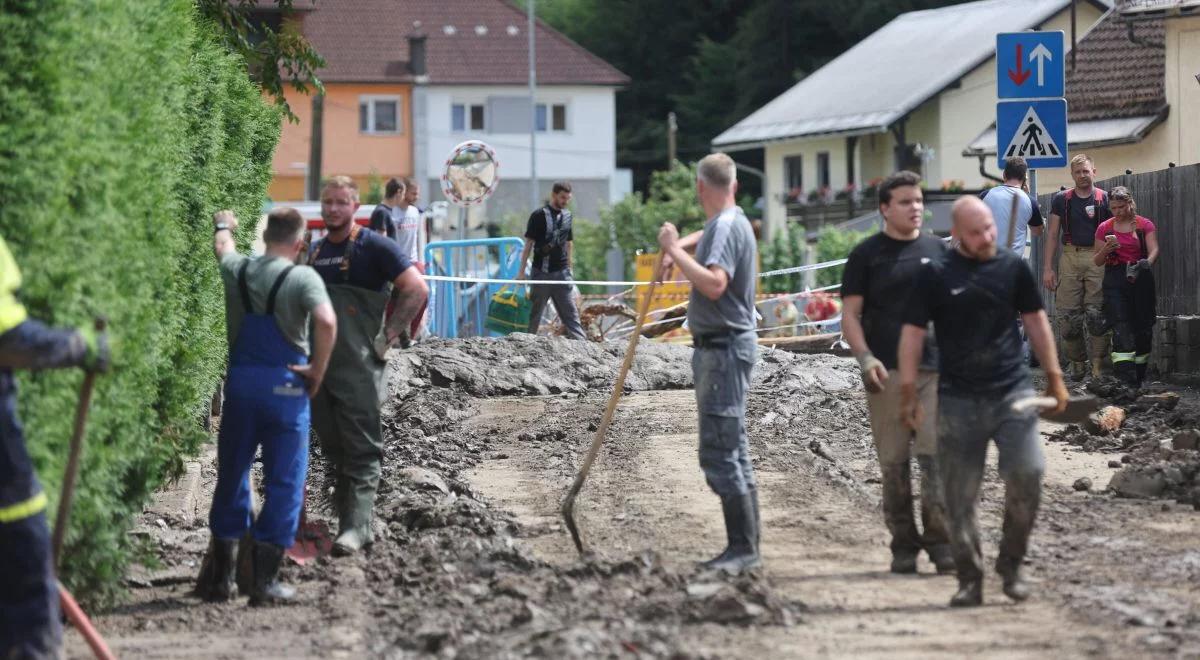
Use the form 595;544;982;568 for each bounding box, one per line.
269;84;415;201
1154;316;1200;381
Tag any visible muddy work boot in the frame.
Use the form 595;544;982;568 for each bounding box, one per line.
332;527;370;557
881;462;922;574
249;541;296;606
925;545;956;575
996;559;1032;602
949;578;983;607
1068;361;1089;382
699;494;760;574
194;537;239;602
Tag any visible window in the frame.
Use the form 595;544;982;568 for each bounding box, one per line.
784;155;803;193
535;103;568;132
817;152;831;189
359;96;401;134
452;103;485;131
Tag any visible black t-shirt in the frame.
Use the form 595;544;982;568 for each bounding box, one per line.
842;232;945;370
1050;188;1110;247
903;249;1044;395
368;204;395;240
524;206;573;272
310;228;411;292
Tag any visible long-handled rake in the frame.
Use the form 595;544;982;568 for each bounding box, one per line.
561;253;665;555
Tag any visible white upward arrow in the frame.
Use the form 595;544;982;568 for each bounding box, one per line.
1030;43;1053;86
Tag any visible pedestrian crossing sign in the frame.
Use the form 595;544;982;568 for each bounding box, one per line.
996;98;1068;169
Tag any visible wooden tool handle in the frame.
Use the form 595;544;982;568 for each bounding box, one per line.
1011;396;1056;413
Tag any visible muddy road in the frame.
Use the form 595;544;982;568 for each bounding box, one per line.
67;336;1200;658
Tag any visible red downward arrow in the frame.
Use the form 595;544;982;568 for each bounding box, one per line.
1008;43;1031;85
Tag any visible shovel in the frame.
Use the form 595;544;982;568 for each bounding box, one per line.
1011;394;1099;423
286;485;333;564
561;253;664;555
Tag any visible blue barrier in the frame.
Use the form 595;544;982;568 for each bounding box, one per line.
424;237;525;338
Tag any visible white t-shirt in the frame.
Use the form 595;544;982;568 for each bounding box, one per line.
391;204;425;264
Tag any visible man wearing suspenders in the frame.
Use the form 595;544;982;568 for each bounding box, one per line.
516;181;586;339
198;208;335;605
307;177;428;556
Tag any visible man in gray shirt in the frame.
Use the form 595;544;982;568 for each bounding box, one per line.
658;152;760;574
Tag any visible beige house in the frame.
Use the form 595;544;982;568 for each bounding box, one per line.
965;0;1200;190
712;0;1108;237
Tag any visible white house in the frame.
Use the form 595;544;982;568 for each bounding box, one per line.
712;0;1109;237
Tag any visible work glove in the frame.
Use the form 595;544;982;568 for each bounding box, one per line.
855;351;887;394
1137;258;1152;271
78;325;110;373
1043;370;1068;413
899;382;923;431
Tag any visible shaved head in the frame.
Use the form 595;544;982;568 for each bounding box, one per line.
952;196;998;261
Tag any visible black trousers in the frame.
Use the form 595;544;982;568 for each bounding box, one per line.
1102;265;1156;385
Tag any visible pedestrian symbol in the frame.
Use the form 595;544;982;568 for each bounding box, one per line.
1004;106;1061;159
996;98;1068;169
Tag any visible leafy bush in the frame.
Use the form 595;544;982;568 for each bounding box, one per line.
815;227;873;288
0;0;280;604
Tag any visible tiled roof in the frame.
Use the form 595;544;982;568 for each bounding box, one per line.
1118;0;1200;14
1065;10;1165;121
299;0;628;86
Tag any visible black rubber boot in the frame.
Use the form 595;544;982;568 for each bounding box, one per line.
917;456;955;575
881;462;921;574
699;494;760;574
949;578;983;607
195;537;238;602
248;541;296;606
236;530;254;594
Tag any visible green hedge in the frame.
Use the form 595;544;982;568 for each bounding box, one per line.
0;0;279;604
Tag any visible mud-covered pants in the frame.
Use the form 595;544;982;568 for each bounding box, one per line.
1;375;58;659
867;370;951;557
693;331;758;497
1056;246;1109;364
938;386;1044;581
1102;265;1156;387
527;269;586;340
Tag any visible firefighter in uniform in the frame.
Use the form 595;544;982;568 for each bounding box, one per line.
0;234;108;659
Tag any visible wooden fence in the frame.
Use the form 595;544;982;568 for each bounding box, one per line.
1033;163;1200;317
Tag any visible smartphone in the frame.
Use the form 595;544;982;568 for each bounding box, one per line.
1105;234;1117;244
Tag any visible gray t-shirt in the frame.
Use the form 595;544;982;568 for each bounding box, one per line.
982;185;1033;253
219;253;330;356
687;206;757;335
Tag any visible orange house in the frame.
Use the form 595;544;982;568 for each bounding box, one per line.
265;2;417;201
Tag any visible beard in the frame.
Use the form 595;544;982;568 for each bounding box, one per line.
961;242;997;261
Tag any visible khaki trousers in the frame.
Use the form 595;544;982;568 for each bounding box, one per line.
867;370;937;461
1056;246;1109;362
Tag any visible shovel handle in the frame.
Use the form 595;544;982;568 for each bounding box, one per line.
1011;396;1056;413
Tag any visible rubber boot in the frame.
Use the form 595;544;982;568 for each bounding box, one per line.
194;537;238;602
332;527;369;557
916;456;955;575
748;486;761;555
235;530;254;594
881;462;921;574
949;578;983;607
997;472;1042;603
699;494;760;574
248;541;296;606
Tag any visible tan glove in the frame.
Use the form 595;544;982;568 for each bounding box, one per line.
855;351;887;394
899;382;923;431
1044;370;1068;413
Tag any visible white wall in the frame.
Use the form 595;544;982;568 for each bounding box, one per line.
424;85;618;181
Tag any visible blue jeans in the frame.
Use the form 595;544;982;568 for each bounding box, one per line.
938;385;1044;581
693;331;758;497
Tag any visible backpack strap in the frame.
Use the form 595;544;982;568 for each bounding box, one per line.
236;261;254;314
1005;186;1021;250
265;266;295;316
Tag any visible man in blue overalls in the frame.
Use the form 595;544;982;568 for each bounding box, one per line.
0;234;108;659
195;208;336;605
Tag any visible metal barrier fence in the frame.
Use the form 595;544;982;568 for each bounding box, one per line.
424;238;524;338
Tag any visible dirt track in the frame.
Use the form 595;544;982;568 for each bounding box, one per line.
66;337;1200;658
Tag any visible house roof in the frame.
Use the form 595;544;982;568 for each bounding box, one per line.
963;9;1167;155
1119;0;1200;15
299;0;628;86
713;0;1110;149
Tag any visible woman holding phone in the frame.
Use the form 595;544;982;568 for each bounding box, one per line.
1093;186;1159;388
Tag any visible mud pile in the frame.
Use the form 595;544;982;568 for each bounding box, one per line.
1045;387;1200;507
346;339;830;657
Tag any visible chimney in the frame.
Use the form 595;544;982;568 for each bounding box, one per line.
408;21;428;78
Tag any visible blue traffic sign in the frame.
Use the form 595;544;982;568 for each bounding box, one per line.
997;99;1068;169
996;31;1065;99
